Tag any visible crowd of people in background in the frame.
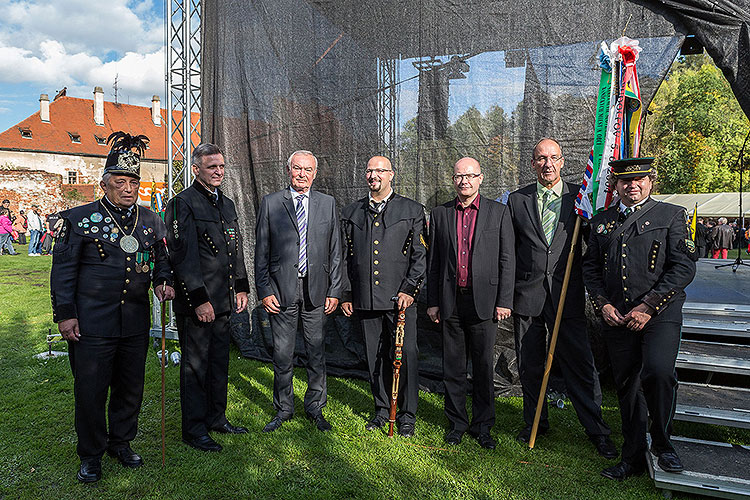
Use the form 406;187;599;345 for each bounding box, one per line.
694;216;750;259
0;199;64;256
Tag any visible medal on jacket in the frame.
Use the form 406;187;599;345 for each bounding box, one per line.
101;203;140;254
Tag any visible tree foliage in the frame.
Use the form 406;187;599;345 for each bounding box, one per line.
643;53;750;194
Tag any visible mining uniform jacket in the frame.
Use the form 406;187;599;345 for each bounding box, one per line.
341;194;427;310
51;199;172;336
582;198;697;322
166;181;249;316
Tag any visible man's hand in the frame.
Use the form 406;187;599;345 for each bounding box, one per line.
235;292;249;313
601;303;626;327
59;318;80;341
624;303;654;332
341;301;353;317
426;306;440;323
324;297;339;315
396;292;414;310
495;307;512;321
261;294;281;315
154;284;175;303
195;301;215;323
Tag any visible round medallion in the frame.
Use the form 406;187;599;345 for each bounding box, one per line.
104;217;112;223
90;212;103;223
142;263;150;273
119;234;139;253
111;232;119;239
102;225;110;232
90;226;99;233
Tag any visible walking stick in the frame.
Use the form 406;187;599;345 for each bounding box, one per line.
388;306;407;437
529;216;582;449
160;282;167;466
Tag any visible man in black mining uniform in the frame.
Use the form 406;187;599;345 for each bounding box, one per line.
51;131;174;483
166;143;249;453
583;157;697;481
340;155;427;437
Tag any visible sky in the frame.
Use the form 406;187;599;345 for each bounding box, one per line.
0;0;165;133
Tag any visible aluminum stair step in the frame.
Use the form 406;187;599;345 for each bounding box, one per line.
675;382;750;429
676;340;750;376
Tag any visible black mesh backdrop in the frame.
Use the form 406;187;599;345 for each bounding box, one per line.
203;0;748;393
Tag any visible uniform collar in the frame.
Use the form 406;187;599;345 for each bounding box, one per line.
536;180;563;198
102;195;135;216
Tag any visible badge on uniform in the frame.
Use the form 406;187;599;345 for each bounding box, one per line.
596;224;605;234
90;212;103;223
226;227;236;240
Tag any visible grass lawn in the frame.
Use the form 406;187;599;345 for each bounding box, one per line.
1;247;747;499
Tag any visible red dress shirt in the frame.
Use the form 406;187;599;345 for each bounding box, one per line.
456;195;480;287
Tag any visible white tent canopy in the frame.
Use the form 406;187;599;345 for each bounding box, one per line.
652;193;750;218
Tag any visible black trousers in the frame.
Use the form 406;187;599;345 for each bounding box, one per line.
442;291;496;434
176;312;231;438
603;320;681;464
357;306;419;424
268;277;327;418
513;295;610;437
68;333;149;460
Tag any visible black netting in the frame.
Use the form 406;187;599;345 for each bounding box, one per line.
203;0;749;392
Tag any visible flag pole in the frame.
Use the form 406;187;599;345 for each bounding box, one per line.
529;215;582;449
161;283;167;467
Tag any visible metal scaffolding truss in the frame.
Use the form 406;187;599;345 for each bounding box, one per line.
165;0;202;198
377;58;399;161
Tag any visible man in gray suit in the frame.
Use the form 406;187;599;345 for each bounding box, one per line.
255;150;343;433
507;138;616;458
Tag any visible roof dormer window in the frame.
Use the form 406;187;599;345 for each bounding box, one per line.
68;132;81;143
19;127;32;139
94;135;106;145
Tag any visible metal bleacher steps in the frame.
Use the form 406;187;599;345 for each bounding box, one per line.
676;339;750;376
675;382;750;429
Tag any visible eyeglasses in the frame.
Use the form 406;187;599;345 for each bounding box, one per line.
365;168;392;175
533;155;563;164
452;173;481;182
291;165;315;174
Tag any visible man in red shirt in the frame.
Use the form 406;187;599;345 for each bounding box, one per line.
427;157;514;449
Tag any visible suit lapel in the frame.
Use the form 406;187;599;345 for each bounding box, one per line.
283;189;298;229
550;183;574;246
306;190;319;244
472;195;490;248
448;202;458;260
523;189;547;245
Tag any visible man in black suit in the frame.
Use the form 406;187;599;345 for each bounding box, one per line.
166;143;250;452
426;157;514;449
255;150;342;433
51;132;174;482
507;138;615;458
340;156;426;437
695;217;708;258
584;158;697;480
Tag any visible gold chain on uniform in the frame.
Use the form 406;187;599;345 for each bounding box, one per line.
101;202;139;238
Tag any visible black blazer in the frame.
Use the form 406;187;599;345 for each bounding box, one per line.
254;187;342;308
51;199;172;336
427;196;514;321
507;181;585;318
166;182;250;315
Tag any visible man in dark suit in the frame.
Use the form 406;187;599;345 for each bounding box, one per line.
255;150;342;433
695;217;708;258
507;138;615;458
584;158;697;480
340;155;427;437
166;143;250;452
51;132;174;482
426;157;514;449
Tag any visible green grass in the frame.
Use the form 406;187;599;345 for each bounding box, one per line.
0;247;746;499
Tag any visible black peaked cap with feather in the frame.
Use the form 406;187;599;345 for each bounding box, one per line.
103;131;150;179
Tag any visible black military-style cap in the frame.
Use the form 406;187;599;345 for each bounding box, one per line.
609;157;655;179
103;131;149;179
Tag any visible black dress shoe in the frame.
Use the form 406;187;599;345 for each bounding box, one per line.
600;461;645;481
77;458;102;483
365;415;388;431
590;435;618;459
445;429;464;445
657;451;684;473
263;416;288;433
307;413;333;432
516;425;548;443
398;422;415;438
182;434;222;452
211;422;248;434
476;433;496;450
107;446;144;468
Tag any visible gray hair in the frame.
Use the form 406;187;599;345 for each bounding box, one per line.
191;143;224;168
719;217;728;224
287;150;318;170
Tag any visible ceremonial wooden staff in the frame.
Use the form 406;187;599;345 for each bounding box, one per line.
160;282;167;466
529;215;582;449
388;307;407;437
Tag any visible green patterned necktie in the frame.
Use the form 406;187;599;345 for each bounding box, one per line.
542;190;556;244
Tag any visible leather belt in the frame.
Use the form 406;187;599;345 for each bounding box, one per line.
457;286;473;295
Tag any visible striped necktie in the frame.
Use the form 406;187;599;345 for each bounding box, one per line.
541;190;556;244
296;194;307;276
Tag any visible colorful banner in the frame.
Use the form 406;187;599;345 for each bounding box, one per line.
138;182;166;210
